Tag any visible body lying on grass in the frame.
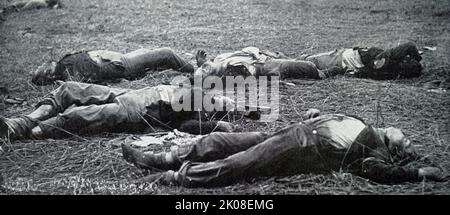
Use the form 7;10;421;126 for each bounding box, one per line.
298;42;423;80
122;108;448;187
194;42;422;81
30;47;194;85
0;81;260;141
1;0;61;15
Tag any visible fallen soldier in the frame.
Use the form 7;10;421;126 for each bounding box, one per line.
299;42;423;80
122;108;448;187
194;42;422;81
0;81;257;141
1;0;61;15
193;47;344;80
30;47;194;85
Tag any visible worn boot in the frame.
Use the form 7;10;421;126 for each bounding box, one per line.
121;143;177;171
0;116;38;140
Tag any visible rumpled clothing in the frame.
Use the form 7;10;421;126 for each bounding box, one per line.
53;48;193;84
37;82;193;136
208;47;271;76
341;48;364;72
195;47;322;79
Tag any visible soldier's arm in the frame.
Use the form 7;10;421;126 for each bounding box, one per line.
360;157;448;183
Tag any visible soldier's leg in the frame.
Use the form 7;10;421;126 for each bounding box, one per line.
154;48;194;73
121;131;269;170
0;82;128;139
39;81;127;117
28;81;126;122
262;59;324;79
34;101;134;138
123;47;194;75
168;124;320;187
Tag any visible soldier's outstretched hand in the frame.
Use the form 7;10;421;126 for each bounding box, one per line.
196;50;207;67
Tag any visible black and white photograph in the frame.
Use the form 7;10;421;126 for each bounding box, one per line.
0;0;449;200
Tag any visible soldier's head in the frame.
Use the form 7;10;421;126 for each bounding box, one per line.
380;127;417;161
30;61;64;85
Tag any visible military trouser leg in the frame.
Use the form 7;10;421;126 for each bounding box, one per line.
261;59;322;79
172;124;322;187
37;81;128;113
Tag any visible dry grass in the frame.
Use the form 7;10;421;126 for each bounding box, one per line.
0;0;449;194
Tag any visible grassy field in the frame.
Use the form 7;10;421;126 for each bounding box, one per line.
0;0;449;194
